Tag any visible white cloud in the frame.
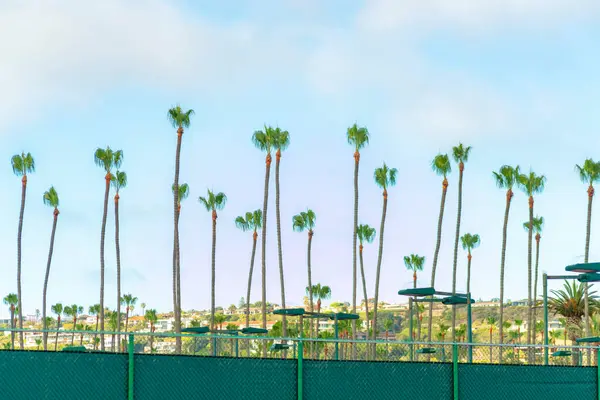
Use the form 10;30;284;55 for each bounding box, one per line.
358;0;600;34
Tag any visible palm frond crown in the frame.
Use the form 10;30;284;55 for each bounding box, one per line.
43;186;59;208
346;124;370;151
452;143;472;164
11;152;35;176
168;105;195;129
431;154;451;177
374;163;398;190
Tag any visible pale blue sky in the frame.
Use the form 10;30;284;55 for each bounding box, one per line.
1;1;600;317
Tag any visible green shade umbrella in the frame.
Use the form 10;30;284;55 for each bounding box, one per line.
328;313;359;321
273;308;305;316
397;287;436;297
62;346;87;352
565;262;600;273
576;336;600;343
270;343;291;352
552;350;572;357
441;296;475;305
182;327;210;334
240;327;268;335
577;273;600;283
416;347;437;354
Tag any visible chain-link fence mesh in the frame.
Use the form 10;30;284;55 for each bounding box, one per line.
3;329;600;399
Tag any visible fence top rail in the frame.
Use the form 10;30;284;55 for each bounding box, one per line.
3;327;600;350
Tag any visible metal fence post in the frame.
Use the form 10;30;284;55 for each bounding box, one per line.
298;339;303;400
453;343;459;400
597;346;600;400
543;273;549;366
467;293;472;363
128;334;134;400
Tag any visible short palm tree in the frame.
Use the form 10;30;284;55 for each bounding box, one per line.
172;182;189;324
214;313;227;330
523;216;544;330
438;323;450;341
3;293;18;349
94;146;123;351
140;303;146;317
252;125;276;337
64;305;83;346
35;338;42;350
307;283;331;338
428;153;452;342
404;254;425;340
168;105;194;354
460;233;480;295
198;189;227;331
145;309;158;351
518;170;546;346
372;163;397;342
42;186;59;350
493;165;519;355
576;159;600;345
11;152;35;349
450;143;472;343
549;329;562;345
347;124;370;346
89;304;101;350
121;294;138;332
357;224;376;333
293;210;317;315
112;170;127;350
272;127;290;338
235;209;262;328
486;316;497;362
51;303;63;351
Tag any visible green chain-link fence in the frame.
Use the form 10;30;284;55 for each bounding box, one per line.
1;329;600;399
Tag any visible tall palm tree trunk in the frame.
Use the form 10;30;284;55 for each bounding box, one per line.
527;197;533;351
17;176;27;349
428;179;448;342
246;231;258;356
451;166;464;343
172;128;183;353
176;206;181;337
584;185;593;358
307;231;314;357
359;245;369;336
532;235;540;343
42;208;59;350
275;150;287;340
372;190;389;346
55;317;61;351
125;308;130;332
99;173;110;351
115;194;122;351
499;189;513;362
260;154;271;357
210;210;217;331
352;151;360;357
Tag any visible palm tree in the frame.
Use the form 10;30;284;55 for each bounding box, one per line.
502;320;512;344
51;303;63;351
168;105;194;354
64;305;83;346
460;233;480;295
145;309;158;352
550;329;562;345
121;294;138;332
514;319;523;344
450;143;472;343
427;154;452;342
383;318;394;355
235;209;262;329
252;125;276;339
486;316;497;362
371;163;397;343
214;313;227;330
550;281;600;364
42;186;59;350
518;170;546;347
111;170;127;350
35;338;42;350
172;182;190;327
558;318;568;345
106;310;119;352
493;165;519;356
94;146;123;351
357;224;376;334
347;124;370;346
198;189;227;331
11;152;35;349
307;283;331;338
404;254;425;339
140;303;146;317
293;210;317;316
89;304;100;350
3;293;18;350
576;159;600;346
272;127;290;339
523;216;544;332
